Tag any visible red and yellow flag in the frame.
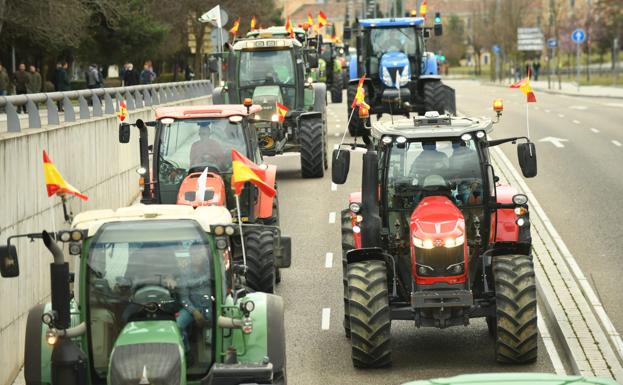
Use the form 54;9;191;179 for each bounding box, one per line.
351;75;369;110
43;151;88;201
510;77;537;103
285;17;294;38
307;12;314;32
276;102;288;123
229;18;240;35
231;149;276;197
117;100;128;122
318;11;327;28
419;0;428;18
250;16;257;30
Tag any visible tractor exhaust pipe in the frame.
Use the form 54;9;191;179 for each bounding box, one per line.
361;150;381;248
42;231;70;330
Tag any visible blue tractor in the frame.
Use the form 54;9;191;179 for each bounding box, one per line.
345;16;456;136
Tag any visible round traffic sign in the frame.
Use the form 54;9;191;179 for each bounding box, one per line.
547;38;557;48
492;44;501;54
571;29;586;44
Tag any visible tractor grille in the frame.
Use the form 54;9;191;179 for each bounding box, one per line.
414;246;464;277
109;343;181;385
386;66;404;84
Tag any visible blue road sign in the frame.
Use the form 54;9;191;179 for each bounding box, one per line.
571;29;586;44
547;38;557;49
492;44;501;54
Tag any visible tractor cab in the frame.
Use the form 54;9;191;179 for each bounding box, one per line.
0;205;287;384
332;108;540;367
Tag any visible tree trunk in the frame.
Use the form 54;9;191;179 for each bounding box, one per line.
0;0;6;36
193;22;206;80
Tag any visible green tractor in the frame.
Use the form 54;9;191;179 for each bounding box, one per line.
213;30;328;178
0;205;287;385
318;41;344;103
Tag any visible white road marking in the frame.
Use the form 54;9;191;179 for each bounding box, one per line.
336;124;341;128
612;140;622;147
539;136;568;148
572;120;581;125
334;133;340;137
590;128;600;133
329;211;336;224
534;106;540;110
558;113;565;118
321;308;331;330
325;252;333;268
545;109;551;113
537;309;567;375
331;182;337;191
569;105;587;110
604;103;623;108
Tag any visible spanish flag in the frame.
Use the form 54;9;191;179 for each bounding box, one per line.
229;18;240;35
285;17;294;38
318;11;327;28
276;102;288;123
419;0;428;18
307;13;314;31
231;149;276;197
43;151;88;201
510;77;537;103
117;100;128;122
351;75;369;110
250;16;257;30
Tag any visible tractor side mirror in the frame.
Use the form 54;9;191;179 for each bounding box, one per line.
343;27;352;41
0;244;20;278
119;123;130;143
517;142;537;178
332;149;350;184
307;52;319;69
207;56;219;74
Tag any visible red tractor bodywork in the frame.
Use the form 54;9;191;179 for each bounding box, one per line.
176;171;226;207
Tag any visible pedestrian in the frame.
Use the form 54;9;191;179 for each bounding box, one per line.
86;64;101;89
184;64;195;81
532;61;541;81
55;62;71;111
28;65;42;94
0;63;9;96
123;63;139;86
13;63;31;113
140;61;156;84
120;62;129;85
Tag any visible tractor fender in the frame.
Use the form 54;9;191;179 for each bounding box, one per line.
345;247;386;265
256;165;277;219
494;184;520;242
297;111;323;125
419;74;442;80
311;82;327;113
24;303;50;385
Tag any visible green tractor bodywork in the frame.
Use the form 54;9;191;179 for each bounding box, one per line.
402;373;621;385
213;30;328;178
319;41;344;103
1;205;286;385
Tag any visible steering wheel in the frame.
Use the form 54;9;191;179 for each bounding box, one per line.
127;284;180;318
159;157;185;184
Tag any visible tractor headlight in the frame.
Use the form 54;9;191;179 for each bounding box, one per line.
399;66;409;86
349;202;361;213
416;263;434;276
271;114;279;122
446;262;464;275
444;235;464;248
225;225;235;236
413;236;434;249
512;194;528;205
382;67;393;87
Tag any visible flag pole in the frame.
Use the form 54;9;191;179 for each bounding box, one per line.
336;107;356;159
234;194;247;269
526;101;531;139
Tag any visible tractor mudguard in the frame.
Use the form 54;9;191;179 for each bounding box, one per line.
494;184;521;243
311;82;327;113
297;111;322;123
256;164;277;220
345;247;386;265
202;363;273;385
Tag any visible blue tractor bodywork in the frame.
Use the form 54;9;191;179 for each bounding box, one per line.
346;17;456;136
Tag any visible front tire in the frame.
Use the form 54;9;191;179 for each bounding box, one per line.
244;230;276;293
423;80;447;115
492;255;538;363
299;118;325;178
347;260;391;368
331;71;343;103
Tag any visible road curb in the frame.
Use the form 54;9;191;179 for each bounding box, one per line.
490;146;623;382
480;81;623;100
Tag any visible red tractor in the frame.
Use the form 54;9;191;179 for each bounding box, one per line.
332;108;538;368
119;102;291;293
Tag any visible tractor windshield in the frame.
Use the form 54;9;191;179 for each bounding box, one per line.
368;27;418;56
239;49;295;87
158;118;248;176
86;219;215;378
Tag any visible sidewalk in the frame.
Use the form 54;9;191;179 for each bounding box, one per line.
494;78;623;99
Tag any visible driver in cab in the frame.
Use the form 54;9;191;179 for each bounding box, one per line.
190;122;227;169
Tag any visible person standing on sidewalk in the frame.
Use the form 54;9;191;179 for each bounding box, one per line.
140;61;156;84
0;63;9;96
13;63;30;113
55;62;72;111
28;65;42;94
123;63;139;86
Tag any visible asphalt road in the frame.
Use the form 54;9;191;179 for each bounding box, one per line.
266;90;555;385
447;80;623;337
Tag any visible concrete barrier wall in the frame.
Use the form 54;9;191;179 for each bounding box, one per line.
0;95;211;385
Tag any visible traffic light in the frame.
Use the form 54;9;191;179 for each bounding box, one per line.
434;12;443;36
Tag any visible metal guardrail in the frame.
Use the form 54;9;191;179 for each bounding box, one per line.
0;80;213;133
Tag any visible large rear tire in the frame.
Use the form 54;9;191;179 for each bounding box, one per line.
347;260;391;368
299;118;325;178
244;230;276;293
492;255;538;363
341;210;354;338
423;80;447;115
331;71;343;103
347;83;365;137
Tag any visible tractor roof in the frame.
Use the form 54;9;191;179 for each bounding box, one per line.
233;37;302;51
359;17;425;28
72;205;232;236
246;26;306;38
155;105;262;120
372;115;493;140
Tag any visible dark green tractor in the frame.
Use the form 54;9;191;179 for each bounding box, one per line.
0;205;287;385
213;32;328;178
319;41;344;103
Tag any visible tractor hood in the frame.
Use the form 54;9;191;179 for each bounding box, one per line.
410;196;465;242
252;86;283;121
108;321;184;385
176;171;226;208
380;51;410;88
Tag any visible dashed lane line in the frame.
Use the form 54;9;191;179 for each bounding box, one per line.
545;109;551;113
558;113;565;118
321;308;331;330
612;140;622;147
325;252;333;268
573;120;581;125
331;182;337;191
329;211;336;224
591;128;600;133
